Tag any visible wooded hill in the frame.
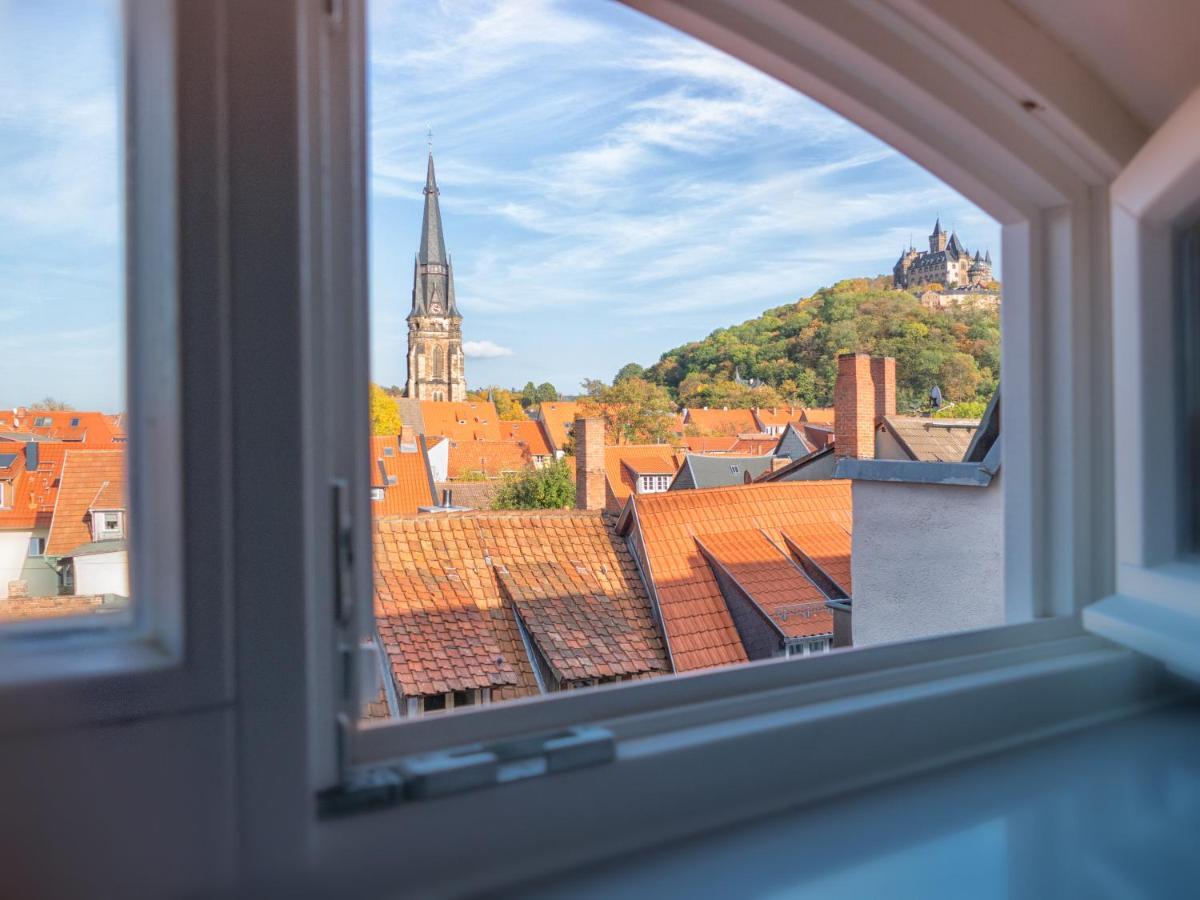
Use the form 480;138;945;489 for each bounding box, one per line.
634;276;1000;411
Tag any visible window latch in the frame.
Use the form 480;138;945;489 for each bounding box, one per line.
318;725;615;817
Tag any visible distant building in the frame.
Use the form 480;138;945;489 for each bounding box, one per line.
44;449;128;598
405;151;467;402
893;219;993;289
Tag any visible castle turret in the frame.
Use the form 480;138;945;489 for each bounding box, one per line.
929;218;948;253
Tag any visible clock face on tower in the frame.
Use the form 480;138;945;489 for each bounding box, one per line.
430;301;443;313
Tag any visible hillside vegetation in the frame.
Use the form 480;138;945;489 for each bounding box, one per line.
635;276;999;411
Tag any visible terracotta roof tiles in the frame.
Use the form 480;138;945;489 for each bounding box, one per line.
418;401;502;443
370;435;436;517
44;450;125;557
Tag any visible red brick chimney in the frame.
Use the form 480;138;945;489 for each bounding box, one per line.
575;417;606;510
870;356;896;422
834;353;877;459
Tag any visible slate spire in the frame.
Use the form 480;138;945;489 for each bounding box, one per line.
418;151;447;266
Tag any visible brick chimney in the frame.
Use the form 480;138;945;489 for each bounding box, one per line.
575;417;606;510
870;356;896;422
834;353;877;459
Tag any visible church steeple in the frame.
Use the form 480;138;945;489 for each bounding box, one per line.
418;152;447;266
406;147;467;402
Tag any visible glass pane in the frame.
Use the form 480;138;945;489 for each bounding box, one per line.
0;1;129;626
364;0;1002;720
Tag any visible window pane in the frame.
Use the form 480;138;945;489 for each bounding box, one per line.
364;0;1002;721
0;1;130;626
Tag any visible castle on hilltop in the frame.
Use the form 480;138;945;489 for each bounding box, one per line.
893;219;993;290
405;150;467;402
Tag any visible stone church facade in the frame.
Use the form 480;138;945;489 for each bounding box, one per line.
893;219;993;290
406;152;467;402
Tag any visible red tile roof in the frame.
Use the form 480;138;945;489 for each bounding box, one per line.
44;450;125;556
448;440;532;479
536;401;584;453
370;435;435;517
677;435;738;454
783;522;852;596
801;407;835;426
0;409;122;444
622;481;852;672
684;408;759;435
0;443;69;531
418;401;502;443
696;529;832;639
500;419;554;457
373;511;667;698
752;407;804;429
730;436;778;456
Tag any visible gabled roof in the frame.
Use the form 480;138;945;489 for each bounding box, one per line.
448;439;531;478
373;511;668;697
432;480;500;510
756;444;835;482
535;401;583;453
0;442;69;531
882;416;980;462
619;481;853;672
44;450;125;556
606;445;680;508
500;419;553;457
418;401;501;443
782;522;852;597
751;407;803;429
696;529;833;639
671;454;774;491
801;407;835;425
683;407;759;435
773;422;815;460
370;435;436;517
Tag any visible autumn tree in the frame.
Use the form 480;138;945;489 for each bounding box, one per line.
579;377;676;445
30;397;74;411
369;382;402;435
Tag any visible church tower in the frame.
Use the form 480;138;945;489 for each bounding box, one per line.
405;151;466;402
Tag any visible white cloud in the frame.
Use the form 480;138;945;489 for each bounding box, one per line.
462;340;514;358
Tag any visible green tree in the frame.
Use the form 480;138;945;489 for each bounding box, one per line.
520;381;538;408
614;363;645;383
492;459;575;509
369;382;402;435
934;399;989;419
535;382;559;403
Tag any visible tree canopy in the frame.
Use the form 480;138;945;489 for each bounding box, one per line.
635;276;1000;411
492;459;575;509
579;377;676;445
467;386;525;420
369;382;402;435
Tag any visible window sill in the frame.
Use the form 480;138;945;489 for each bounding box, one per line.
320;619;1179;897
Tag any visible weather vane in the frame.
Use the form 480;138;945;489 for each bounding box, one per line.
427;125;433;152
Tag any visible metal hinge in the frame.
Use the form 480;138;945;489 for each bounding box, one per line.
318;725;615;817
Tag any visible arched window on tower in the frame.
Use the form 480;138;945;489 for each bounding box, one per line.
433;345;444;379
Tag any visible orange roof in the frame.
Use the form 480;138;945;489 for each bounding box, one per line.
730;436;778;455
500;419;553;457
0;409;122;444
604;444;680;510
684;408;759;435
448;440;531;478
696;530;832;639
536;401;583;453
677;435;738;454
752;407;803;428
783;522;852;596
370;435;435;517
622;481;852;672
44;450;125;556
0;442;69;531
373;511;668;698
418;401;501;443
802;407;835;425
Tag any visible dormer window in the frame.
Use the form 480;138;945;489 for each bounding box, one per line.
33;416;52;427
92;509;125;542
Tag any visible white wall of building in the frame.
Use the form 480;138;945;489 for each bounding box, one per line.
0;531;31;598
851;474;1003;646
425;437;449;483
73;550;130;598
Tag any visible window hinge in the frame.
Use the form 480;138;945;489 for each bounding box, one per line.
318;725;615;817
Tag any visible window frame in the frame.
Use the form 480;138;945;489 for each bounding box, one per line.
1083;84;1200;680
0;0;233;735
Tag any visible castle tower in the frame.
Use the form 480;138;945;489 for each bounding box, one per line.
928;217;948;253
405;151;466;402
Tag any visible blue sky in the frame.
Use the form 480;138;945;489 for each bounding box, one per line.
0;0;999;410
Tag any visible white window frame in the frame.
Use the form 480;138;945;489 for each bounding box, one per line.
0;1;230;735
1083;85;1200;681
1;1;1190;896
